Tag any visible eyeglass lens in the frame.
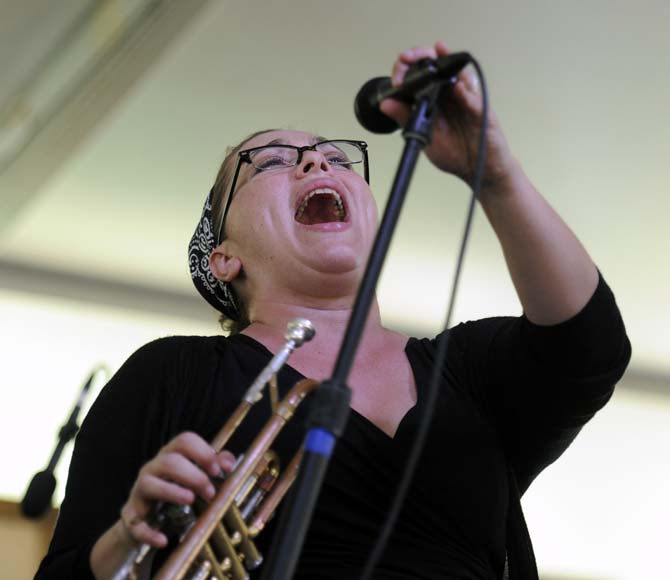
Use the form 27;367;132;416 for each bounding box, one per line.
248;141;364;175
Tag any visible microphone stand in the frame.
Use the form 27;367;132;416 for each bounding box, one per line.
261;82;445;580
21;366;103;518
19;416;79;517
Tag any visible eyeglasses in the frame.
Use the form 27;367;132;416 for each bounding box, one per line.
216;139;369;244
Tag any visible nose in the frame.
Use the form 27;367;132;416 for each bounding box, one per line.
295;148;332;178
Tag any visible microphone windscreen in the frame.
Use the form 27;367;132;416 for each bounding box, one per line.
21;470;56;519
354;77;399;134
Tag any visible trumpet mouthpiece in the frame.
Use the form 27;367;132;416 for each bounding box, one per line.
286;318;315;347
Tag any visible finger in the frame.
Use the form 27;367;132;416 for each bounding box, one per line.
162;432;222;477
134;471;200;505
398;45;438;65
453;80;483;117
435;40;450;57
120;506;168;548
379;98;411;128
460;68;480;95
391;60;410;87
149;452;216;501
392;45;439;86
128;519;168;548
217;450;237;474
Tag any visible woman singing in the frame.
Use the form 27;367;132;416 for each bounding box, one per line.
37;41;631;580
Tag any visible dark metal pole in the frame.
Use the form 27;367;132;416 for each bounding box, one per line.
261;84;444;580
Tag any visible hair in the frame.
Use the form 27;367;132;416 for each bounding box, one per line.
211;129;280;334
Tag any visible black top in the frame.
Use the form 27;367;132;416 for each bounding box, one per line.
36;274;631;580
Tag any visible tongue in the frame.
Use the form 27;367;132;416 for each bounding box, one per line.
296;195;341;225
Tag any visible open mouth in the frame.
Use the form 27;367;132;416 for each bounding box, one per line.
295;188;347;225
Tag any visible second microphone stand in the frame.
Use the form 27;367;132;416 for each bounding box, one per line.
261;82;445;580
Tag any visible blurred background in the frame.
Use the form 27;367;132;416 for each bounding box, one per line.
1;1;668;578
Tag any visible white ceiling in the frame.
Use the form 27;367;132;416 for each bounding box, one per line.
1;0;669;378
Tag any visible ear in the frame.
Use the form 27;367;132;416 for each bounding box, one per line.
209;243;243;282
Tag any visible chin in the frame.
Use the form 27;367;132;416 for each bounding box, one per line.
306;244;365;275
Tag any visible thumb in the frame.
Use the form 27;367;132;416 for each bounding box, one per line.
379;98;411;128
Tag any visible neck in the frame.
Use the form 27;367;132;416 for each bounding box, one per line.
242;297;387;365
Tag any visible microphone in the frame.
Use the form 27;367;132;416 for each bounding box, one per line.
21;471;56;519
21;366;103;518
354;52;472;133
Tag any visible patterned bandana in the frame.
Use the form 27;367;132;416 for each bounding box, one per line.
188;187;241;320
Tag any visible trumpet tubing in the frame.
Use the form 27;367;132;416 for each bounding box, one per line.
155;378;318;580
114;319;317;580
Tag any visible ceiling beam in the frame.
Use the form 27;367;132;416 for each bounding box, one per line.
0;257;665;398
0;0;211;234
0;257;214;323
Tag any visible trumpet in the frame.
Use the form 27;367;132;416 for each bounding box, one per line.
113;318;317;580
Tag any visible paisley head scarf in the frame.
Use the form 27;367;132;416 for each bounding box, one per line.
187;187;241;320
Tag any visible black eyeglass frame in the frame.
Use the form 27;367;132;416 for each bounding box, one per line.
215;139;369;245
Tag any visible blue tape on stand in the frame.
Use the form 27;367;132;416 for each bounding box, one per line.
304;428;335;457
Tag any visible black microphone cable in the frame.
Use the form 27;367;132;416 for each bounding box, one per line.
358;57;489;580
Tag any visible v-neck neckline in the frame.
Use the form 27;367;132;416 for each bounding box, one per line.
228;333;424;441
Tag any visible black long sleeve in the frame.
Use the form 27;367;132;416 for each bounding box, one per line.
36;274;631;580
451;271;631;492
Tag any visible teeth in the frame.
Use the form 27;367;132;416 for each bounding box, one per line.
295;187;346;221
